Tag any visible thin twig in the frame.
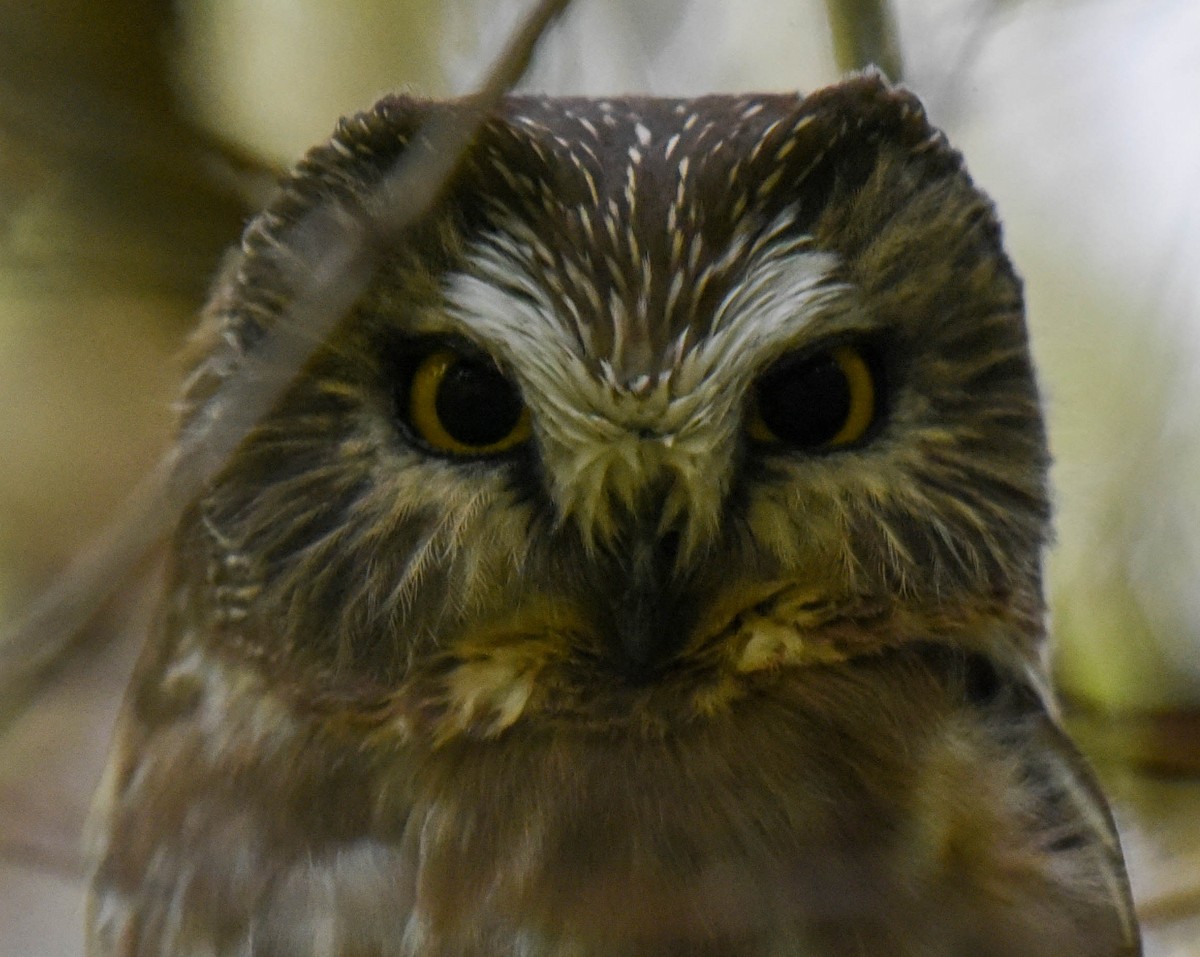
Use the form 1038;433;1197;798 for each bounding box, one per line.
822;0;904;81
1137;876;1200;927
0;0;573;731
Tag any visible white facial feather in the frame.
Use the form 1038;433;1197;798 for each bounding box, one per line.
439;226;845;549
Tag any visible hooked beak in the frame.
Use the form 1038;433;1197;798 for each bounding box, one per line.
594;526;694;680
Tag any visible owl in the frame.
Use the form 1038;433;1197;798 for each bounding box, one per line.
86;76;1141;956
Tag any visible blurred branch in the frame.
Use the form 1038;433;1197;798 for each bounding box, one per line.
1068;705;1200;777
0;0;574;732
0;0;267;296
822;0;904;80
0;73;276;294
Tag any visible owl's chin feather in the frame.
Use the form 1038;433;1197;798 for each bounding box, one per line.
345;584;1042;744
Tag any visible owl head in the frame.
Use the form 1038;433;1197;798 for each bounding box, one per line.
177;75;1049;738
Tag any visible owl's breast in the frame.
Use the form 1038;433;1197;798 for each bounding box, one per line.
383;650;961;953
95;629;1126;957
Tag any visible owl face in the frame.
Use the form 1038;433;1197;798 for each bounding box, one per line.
90;78;1144;957
181;77;1049;736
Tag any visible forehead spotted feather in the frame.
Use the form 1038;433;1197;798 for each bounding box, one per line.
180;77;959;420
448;80;957;387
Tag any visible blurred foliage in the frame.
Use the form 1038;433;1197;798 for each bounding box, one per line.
0;0;256;296
0;0;258;614
0;3;250;950
176;0;449;164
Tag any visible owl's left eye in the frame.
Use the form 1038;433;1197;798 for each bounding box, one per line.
748;344;879;450
404;348;531;456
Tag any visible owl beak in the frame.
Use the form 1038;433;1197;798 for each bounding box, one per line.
598;527;693;679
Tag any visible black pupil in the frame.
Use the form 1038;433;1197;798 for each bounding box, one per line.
756;352;852;447
435;358;523;447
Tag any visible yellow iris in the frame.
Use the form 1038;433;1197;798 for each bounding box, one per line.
748;345;876;449
826;346;875;446
408;349;532;456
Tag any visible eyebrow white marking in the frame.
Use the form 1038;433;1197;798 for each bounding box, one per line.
440;226;846;548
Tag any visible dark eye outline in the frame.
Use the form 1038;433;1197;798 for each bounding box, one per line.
395;343;532;457
747;343;881;451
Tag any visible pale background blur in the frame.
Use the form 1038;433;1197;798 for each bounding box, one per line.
1;0;1197;954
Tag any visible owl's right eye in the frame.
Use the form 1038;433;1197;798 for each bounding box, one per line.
402;348;531;456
